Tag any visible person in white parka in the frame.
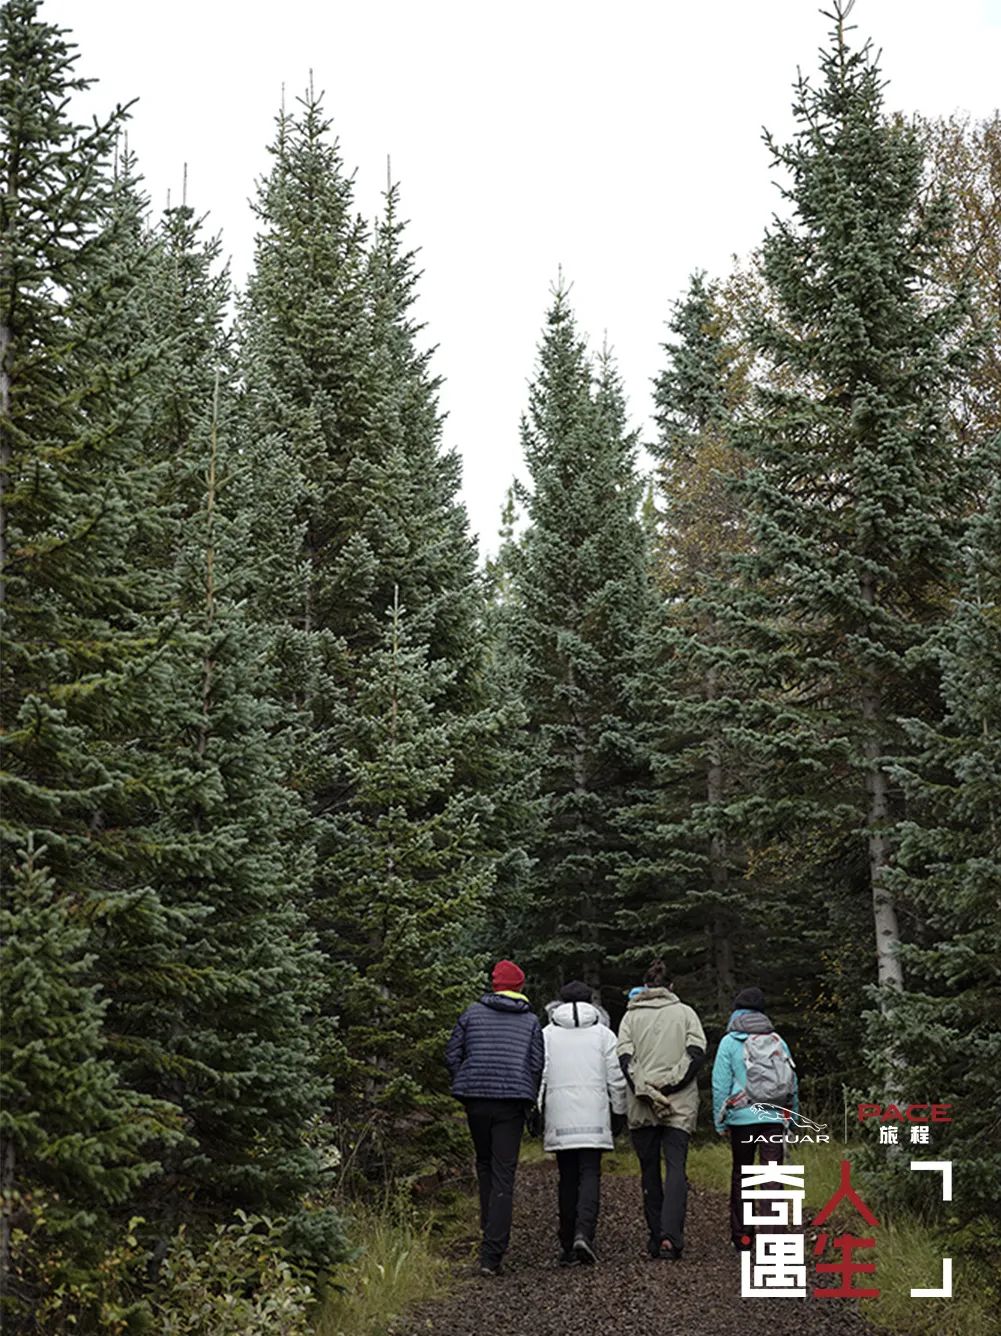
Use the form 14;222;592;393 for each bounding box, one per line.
539;981;628;1266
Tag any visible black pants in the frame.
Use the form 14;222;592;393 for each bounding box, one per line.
728;1122;786;1246
555;1148;602;1250
630;1125;690;1252
465;1098;526;1266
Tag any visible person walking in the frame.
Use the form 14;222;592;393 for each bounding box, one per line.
617;960;707;1261
712;986;798;1251
539;981;627;1267
445;959;544;1275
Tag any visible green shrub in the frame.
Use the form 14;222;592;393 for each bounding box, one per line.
4;1202;350;1334
281;1206;354;1285
3;1194;151;1334
152;1213;313;1335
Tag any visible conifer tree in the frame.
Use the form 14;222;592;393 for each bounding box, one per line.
0;844;167;1307
364;182;482;689
0;0;180;1293
238;99;498;1170
484;485;521;610
1;0;143;870
103;199;333;1231
503;286;654;1001
235;91;378;1111
624;272;753;1015
920;112;1001;461
883;454;1001;1219
235;87;368;762
2;5;334;1274
321;592;491;1171
365;186;536;979
726;1;974;1068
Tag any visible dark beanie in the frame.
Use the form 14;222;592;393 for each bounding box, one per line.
733;986;765;1011
559;980;592;1003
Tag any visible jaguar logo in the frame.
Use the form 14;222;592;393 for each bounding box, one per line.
749;1104;830;1141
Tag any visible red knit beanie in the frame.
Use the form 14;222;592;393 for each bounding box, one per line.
491;959;525;992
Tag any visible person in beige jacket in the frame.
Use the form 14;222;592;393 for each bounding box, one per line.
616;961;707;1260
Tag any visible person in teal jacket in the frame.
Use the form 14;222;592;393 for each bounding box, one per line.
711;987;798;1250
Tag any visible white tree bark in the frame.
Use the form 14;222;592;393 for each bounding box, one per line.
859;572;904;998
1;317;11;610
0;1136;13;1292
705;657;735;1012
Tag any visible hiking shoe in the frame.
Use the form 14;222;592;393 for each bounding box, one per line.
558;1248;579;1267
658;1238;682;1261
479;1261;502;1277
573;1235;597;1265
646;1233;661;1260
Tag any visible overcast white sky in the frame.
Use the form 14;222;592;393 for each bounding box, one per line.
50;0;1001;554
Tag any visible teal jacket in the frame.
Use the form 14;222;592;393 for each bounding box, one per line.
711;1011;798;1132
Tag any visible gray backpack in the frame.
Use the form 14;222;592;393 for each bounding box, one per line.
741;1032;796;1106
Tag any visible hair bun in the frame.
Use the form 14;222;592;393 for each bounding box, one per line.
644;958;669;987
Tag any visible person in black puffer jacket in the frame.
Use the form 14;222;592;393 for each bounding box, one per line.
445;959;544;1275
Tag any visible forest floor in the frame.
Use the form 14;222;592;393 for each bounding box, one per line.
398;1159;880;1336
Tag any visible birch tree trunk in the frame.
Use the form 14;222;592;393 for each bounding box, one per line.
1;317;11;610
569;658;600;990
860;573;904;999
0;1136;13;1293
705;657;735;1012
0;144;13;610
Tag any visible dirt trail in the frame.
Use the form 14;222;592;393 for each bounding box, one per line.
402;1160;878;1336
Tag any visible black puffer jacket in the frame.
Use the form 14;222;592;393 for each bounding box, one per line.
445;993;544;1102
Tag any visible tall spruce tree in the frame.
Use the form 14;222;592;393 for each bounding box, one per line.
0;0;177;1287
236;89;377;1101
99;196;333;1237
481;486;541;957
238;99;497;1172
2;6;335;1287
364;182;483;690
920;112;1001;463
652;272;745;474
320;591;492;1172
882;452;1001;1220
503;286;654;1004
235;84;368;730
726;1;974;1077
1;0;143;873
0;844;164;1312
620;273;761;1018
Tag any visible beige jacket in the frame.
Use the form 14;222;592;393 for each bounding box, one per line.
616;988;707;1134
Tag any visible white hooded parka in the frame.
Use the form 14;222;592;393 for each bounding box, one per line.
539;1001;627;1152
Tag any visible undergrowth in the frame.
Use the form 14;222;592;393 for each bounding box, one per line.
314;1137;997;1336
685;1137;999;1336
313;1189;474;1336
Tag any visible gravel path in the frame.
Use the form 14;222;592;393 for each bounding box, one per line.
402;1160;880;1336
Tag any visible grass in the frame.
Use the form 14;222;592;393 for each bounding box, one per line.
861;1218;999;1336
684;1137;999;1336
312;1194;470;1336
313;1138;997;1335
686;1134;846;1205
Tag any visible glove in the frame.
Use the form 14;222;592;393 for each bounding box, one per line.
525;1104;542;1138
610;1111;628;1137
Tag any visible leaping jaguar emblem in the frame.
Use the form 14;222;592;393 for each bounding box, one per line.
750;1103;828;1132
